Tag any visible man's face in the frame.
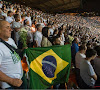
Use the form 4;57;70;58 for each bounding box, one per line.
0;22;12;39
54;38;61;45
16;15;20;21
27;13;30;17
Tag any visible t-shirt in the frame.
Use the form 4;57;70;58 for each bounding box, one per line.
25;16;32;26
80;59;95;86
0;3;2;8
93;57;100;77
34;31;42;47
75;52;86;69
0;38;23;89
6;16;13;24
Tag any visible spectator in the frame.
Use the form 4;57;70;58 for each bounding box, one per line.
0;20;26;89
80;49;97;89
12;14;22;45
6;11;14;24
25;12;32;26
53;29;58;37
34;24;42;47
75;45;87;87
57;29;65;45
41;27;52;47
53;36;61;45
93;46;100;87
71;38;79;66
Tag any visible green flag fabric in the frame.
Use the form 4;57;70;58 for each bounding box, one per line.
25;44;71;89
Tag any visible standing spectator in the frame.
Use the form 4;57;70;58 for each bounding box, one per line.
0;20;26;89
93;46;100;87
0;1;3;9
75;45;87;87
80;49;97;89
57;29;65;45
52;36;61;45
41;27;52;47
12;14;22;46
71;38;79;66
34;24;42;47
25;12;32;26
47;23;54;36
6;11;14;24
53;29;58;37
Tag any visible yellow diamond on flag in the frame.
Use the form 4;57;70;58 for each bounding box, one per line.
30;49;69;84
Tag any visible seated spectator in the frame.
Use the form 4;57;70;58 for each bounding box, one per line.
41;27;52;47
80;49;97;89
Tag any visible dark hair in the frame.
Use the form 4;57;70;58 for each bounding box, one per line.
94;46;100;56
86;49;97;58
52;36;60;43
7;11;12;14
53;29;58;36
14;14;19;19
79;45;86;51
42;27;49;37
35;24;41;29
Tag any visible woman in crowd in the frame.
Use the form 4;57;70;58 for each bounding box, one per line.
41;27;52;47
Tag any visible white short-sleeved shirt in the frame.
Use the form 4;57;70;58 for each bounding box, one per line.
6;16;13;24
0;38;23;89
0;3;2;8
49;28;54;35
75;52;86;69
80;59;95;86
34;31;42;47
25;16;32;26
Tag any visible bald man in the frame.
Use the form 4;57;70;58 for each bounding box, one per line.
0;20;23;89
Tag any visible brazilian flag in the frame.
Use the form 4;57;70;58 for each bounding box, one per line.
25;45;71;89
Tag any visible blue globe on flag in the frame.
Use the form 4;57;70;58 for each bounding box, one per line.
42;55;57;78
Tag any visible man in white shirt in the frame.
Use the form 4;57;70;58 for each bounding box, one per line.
80;49;97;89
34;24;42;47
75;45;87;88
0;20;23;89
25;12;32;26
47;23;54;36
6;11;14;24
75;45;87;69
12;14;22;46
0;1;2;9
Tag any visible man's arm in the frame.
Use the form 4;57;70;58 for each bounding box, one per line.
0;70;22;87
91;74;97;80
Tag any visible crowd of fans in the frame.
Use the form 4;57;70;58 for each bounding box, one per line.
0;0;100;89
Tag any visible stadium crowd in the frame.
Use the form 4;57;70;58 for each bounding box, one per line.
0;0;100;89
